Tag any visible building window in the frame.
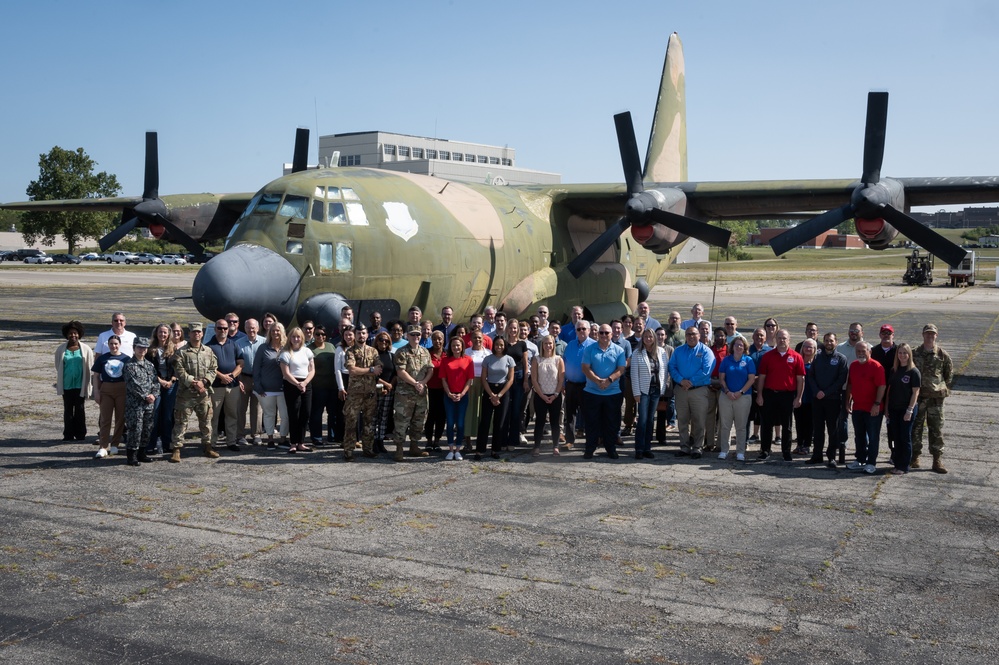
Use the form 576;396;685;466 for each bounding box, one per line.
427;149;437;159
452;153;463;162
412;147;424;159
502;158;512;166
399;146;410;158
477;155;488;164
338;155;361;166
439;150;450;160
466;154;476;162
489;157;500;165
383;144;396;156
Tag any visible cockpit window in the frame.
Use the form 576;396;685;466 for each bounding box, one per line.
346;202;368;226
341;188;359;201
327;187;341;199
278;195;309;220
311;200;324;222
327;202;347;224
238;192;282;221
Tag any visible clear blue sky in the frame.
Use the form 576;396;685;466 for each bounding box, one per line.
3;0;998;213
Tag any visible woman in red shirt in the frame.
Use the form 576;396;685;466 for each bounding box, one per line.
440;336;475;460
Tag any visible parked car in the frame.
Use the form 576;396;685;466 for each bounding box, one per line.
80;252;100;261
108;250;139;264
0;251;12;261
185;251;217;264
24;252;54;264
161;254;188;265
11;248;46;261
133;252;163;264
51;253;82;264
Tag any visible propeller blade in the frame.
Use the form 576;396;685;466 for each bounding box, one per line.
646;209;732;247
567;217;630;278
142;132;159;200
614;112;644;195
292;128;309;173
154;218;208;257
769;204;853;256
879;206;969;268
862;92;888;185
99;216;139;252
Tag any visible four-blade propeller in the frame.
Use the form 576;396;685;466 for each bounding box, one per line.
567;111;731;278
768;93;968;268
98;132;206;256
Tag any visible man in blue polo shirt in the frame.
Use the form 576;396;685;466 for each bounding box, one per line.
581;323;627;460
562;319;594;450
668;326;715;458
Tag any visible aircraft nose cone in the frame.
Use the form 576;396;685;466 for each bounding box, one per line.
192;244;301;324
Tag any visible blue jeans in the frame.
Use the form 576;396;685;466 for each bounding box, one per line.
443;395;468;448
635;393;659;454
851;410;884;466
887;405;917;472
148;382;177;450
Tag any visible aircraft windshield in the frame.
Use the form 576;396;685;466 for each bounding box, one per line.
278;195;309;220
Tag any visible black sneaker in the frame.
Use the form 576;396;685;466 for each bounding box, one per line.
643;452;655;459
757;451;769;460
582;452;594;459
607;451;620;460
690;452;702;459
826;460;837;469
675;450;690;457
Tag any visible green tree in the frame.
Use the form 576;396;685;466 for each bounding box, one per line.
20;146;121;255
713;219;759;260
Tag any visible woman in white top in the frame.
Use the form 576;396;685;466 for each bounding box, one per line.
631;328;669;460
280;326;315;453
530;335;565;456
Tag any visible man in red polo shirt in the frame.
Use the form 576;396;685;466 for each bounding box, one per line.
755;329;805;461
844;342;886;474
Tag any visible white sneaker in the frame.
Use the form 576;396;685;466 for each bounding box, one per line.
95;448;108;459
847;461;863;471
454;452;463;461
445;452;454;461
718;452;727;460
237;437;248;446
108;446;119;456
863;464;877;474
736;453;745;462
519;434;529;445
253;435;262;445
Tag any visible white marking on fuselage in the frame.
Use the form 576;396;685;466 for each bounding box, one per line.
383;201;418;241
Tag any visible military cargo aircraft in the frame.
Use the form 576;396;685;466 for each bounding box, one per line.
5;32;999;334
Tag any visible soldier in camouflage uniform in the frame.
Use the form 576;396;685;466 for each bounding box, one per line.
911;323;954;474
123;337;159;467
343;336;382;461
392;325;433;462
171;322;219;463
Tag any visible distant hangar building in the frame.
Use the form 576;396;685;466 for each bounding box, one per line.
315;131;561;186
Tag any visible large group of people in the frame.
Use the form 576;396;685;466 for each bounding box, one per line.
54;301;955;475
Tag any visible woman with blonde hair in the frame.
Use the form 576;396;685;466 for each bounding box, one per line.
885;342;921;475
717;334;757;462
255;322;289;447
280;326;316;453
531;335;565;456
147;323;179;455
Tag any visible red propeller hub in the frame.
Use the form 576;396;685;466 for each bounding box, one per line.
148;223;166;239
855;217;885;240
631;224;655;244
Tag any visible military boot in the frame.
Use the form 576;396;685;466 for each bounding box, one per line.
169;448;182;463
408;440;429;457
137;449;153;464
204;443;220;459
343;443;355;462
126;449;139;467
394;440;406;462
910;455;921;469
932;455;948;474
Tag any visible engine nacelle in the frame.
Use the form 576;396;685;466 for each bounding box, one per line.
628;187;687;253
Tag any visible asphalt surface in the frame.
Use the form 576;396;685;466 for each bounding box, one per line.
1;269;997;664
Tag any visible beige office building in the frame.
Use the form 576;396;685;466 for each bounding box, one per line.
316;131;560;186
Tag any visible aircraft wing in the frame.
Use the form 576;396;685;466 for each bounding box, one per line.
540;176;999;219
0;195;143;213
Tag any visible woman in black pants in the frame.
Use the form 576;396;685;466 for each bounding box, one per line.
476;337;514;460
280;326;315;453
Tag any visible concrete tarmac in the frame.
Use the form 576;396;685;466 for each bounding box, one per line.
1;269;997;664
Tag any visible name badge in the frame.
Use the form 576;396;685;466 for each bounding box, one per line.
830;358;839;365
787;356;794;364
901;376;910;384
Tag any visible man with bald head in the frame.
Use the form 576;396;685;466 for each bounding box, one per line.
844;342;886;474
755;329;805;461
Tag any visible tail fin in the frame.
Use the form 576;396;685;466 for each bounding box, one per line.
643;32;687;183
